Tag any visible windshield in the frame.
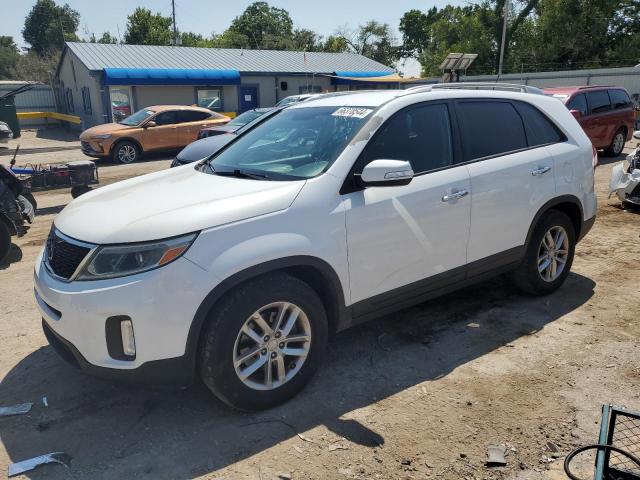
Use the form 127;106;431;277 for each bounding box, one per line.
119;109;155;126
207;106;374;180
228;110;266;127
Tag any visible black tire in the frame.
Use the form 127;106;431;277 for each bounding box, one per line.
603;128;626;157
0;220;10;264
199;273;328;411
71;185;92;198
112;140;140;164
512;210;576;296
22;192;37;211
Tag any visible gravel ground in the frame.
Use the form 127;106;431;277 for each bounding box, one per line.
0;134;638;480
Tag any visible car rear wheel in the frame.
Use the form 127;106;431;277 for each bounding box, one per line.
604;128;626;157
512;210;575;296
199;273;328;411
112;141;140;164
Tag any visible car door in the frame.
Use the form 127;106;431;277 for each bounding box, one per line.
585;90;613;148
142;110;178;150
176;110;212;146
456;100;557;271
343;102;471;310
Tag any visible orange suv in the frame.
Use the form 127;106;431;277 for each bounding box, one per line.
80;105;229;163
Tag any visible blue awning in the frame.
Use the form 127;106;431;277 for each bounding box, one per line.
103;68;241;86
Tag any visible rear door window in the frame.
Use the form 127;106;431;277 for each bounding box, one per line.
359;103;453;174
587;90;612;114
177;110;210;123
567;94;588;116
608;89;632;110
456;101;527;161
514;102;564;146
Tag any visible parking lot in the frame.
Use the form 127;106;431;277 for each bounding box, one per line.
0;132;639;479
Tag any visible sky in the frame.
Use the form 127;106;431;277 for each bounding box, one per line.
2;0;466;76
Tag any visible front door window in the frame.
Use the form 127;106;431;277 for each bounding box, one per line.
110;86;133;122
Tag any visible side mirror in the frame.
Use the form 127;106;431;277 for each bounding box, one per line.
145;121;157;128
360;159;413;187
569;109;582;119
633;131;640;140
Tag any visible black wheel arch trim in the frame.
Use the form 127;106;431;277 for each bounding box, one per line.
183;255;350;375
524;195;590;246
111;137;143;156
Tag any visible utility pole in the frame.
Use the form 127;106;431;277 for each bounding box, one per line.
498;0;509;77
171;0;178;46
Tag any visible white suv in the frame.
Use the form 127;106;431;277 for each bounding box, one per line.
35;85;596;410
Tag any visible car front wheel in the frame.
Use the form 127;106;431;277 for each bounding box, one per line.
112;141;140;164
199;273;328;410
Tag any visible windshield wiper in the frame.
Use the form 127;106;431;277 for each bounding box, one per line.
214;169;270;180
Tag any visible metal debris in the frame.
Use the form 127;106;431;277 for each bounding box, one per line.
467;322;480;328
42;396;48;407
8;452;71;477
328;443;350;452
0;403;33;417
486;444;507;466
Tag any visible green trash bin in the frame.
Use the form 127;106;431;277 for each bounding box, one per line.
0;96;20;139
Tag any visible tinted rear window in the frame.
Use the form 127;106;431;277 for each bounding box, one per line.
177;110;210;123
456;101;527;160
514;102;564;146
587;90;612;114
609;89;632;109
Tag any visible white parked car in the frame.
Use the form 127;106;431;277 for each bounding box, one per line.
35;85;597;410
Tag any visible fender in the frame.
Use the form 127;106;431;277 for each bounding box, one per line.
110;137;143;155
182;255;350;374
524;194;587;247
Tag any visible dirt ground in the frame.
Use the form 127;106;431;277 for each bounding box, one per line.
0;130;638;480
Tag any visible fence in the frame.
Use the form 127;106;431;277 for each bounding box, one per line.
0;81;57;127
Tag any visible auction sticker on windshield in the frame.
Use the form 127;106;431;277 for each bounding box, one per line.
332;107;373;119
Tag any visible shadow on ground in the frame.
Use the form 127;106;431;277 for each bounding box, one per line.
0;273;595;479
0;244;23;270
34;129;79;143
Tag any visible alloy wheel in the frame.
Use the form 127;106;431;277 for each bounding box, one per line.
612;132;625;156
233;302;312;391
118;144;137;163
537;225;569;282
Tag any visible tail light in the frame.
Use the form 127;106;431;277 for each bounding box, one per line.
592;145;598;168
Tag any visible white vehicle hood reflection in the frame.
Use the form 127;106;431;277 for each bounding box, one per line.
54;164;306;244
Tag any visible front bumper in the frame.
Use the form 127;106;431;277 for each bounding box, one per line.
80;140;108;157
34;249;212;384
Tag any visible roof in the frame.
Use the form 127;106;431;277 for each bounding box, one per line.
542;85;616;93
143;105;215;113
64;42;394;75
291;90;403;108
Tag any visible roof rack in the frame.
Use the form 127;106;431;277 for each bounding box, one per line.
405;82;543;95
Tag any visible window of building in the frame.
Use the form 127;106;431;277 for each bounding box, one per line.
587;90;612;114
608;89;632;110
177;110;210;123
513;101;564;147
65;88;74;113
456;101;527;161
109;86;132;122
81;87;92;115
567;94;588;116
196;88;223;111
299;85;322;94
359;103;453;174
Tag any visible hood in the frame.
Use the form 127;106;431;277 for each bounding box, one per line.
176;134;235;163
54;166;306;244
80;123;134;138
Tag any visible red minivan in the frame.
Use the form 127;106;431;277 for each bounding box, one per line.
543;86;635;156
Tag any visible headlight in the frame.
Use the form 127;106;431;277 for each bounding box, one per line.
92;134;112;139
75;233;197;280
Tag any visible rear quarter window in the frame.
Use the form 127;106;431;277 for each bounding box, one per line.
514;101;565;146
608;89;632;110
456;101;528;161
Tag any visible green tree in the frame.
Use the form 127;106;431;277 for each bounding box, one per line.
180;32;213;47
22;0;80;55
211;30;251;49
225;1;293;49
322;35;349;53
13;50;60;82
123;8;172;45
291;28;323;51
337;21;401;68
89;32;117;44
0;36;20;79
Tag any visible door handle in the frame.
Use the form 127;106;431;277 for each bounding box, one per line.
531;166;551;176
441;190;469;202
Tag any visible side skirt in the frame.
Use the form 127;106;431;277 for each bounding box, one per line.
343;246;524;329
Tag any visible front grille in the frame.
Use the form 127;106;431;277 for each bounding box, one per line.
81;141;92;150
46;230;91;280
